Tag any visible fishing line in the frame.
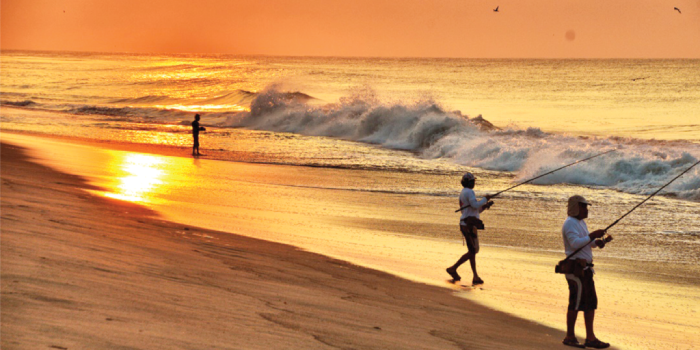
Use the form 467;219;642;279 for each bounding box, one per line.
604;158;700;232
558;158;698;262
455;149;616;212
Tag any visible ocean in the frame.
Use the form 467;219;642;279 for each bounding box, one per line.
1;51;699;262
2;52;699;190
2;51;700;349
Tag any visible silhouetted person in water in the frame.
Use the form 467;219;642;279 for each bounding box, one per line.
192;114;206;156
446;172;493;285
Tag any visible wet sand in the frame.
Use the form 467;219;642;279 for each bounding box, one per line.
1;140;571;349
3;132;699;350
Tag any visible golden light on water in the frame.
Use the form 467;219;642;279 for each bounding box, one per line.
155;104;248;112
101;153;166;203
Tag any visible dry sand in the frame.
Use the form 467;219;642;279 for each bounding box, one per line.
1;141;569;349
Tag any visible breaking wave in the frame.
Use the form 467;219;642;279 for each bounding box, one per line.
1;100;37;107
224;88;700;201
5;85;698;201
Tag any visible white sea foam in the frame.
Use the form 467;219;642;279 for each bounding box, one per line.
224;88;700;200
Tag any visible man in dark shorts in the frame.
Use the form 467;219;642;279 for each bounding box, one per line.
192;114;206;156
561;195;610;349
446;172;493;285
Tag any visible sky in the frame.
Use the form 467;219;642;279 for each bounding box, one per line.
2;0;699;58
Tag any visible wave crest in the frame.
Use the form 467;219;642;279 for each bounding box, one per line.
224;87;700;200
234;88;491;151
2;100;37;107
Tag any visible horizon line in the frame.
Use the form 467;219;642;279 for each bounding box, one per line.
2;48;699;60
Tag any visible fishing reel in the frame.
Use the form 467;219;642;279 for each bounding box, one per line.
483;200;495;210
595;234;614;248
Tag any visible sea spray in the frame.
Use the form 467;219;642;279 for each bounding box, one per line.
226;87;700;201
231;87;490;148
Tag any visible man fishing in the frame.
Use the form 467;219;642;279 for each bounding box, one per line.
445;150;613;286
446;172;493;285
556;159;699;348
191;114;206;156
561;195;610;349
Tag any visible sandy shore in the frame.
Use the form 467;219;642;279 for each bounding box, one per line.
1;141;569;349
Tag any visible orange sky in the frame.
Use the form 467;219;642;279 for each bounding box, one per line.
2;0;699;58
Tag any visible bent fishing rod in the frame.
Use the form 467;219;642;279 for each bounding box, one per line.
455;149;616;212
562;158;700;260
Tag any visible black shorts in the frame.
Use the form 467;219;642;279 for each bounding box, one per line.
460;225;480;254
566;269;597;311
193;136;200;147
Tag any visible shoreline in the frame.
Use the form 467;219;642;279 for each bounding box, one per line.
2;132;699;350
1;141;567;349
2;130;699;280
3;126;700;207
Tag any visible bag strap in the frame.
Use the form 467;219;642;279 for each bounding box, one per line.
564;237;594;260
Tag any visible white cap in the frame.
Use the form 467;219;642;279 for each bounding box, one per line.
567;195;591;217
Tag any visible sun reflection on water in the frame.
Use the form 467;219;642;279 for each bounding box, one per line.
101;153;166;203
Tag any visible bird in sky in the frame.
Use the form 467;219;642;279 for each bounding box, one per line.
674;7;681;14
494;6;499;12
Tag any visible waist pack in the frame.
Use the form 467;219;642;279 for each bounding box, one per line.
461;216;485;230
555;258;590;278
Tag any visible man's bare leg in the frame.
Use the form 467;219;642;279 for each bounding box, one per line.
565;310;578;340
584;310;596;341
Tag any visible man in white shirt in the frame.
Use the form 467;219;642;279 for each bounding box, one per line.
446;172;493;285
561;195;610;349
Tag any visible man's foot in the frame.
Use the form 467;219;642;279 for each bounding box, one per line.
562;338;585;348
584;339;610;349
472;277;484;285
446;267;461;282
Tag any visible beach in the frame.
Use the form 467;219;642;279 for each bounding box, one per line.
1;139;568;350
1;52;699;350
2;132;699;350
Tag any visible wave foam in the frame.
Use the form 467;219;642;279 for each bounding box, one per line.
224;87;700;200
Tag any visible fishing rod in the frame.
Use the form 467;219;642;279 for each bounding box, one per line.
560;158;699;262
603;158;700;232
455;149;616;212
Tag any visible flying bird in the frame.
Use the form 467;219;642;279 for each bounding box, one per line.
674;7;681;14
494;6;499;12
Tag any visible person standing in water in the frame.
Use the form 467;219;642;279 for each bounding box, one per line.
561;195;610;349
192;114;206;156
446;172;493;285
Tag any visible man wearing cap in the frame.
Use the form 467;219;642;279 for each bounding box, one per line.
446;172;493;285
561;195;610;349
